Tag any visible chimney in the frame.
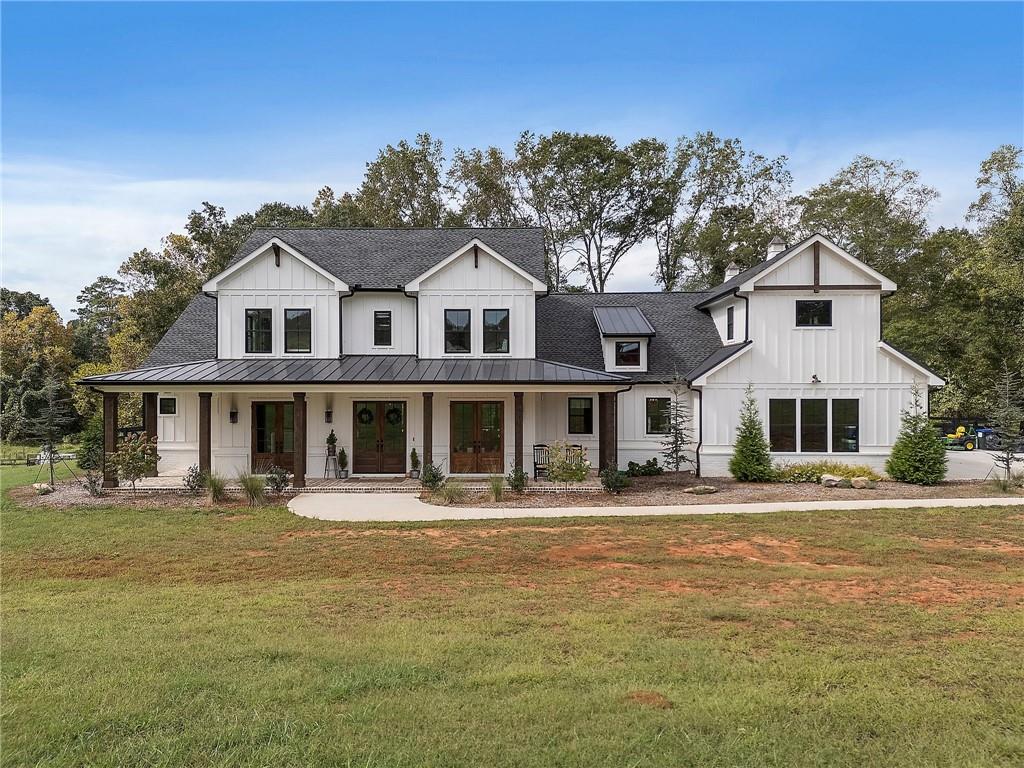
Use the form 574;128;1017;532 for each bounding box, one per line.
766;236;787;260
724;261;742;280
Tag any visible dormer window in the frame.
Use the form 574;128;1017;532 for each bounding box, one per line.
245;309;272;354
614;341;641;367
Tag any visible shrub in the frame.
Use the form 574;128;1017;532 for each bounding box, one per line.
421;462;445;491
205;472;228;503
626;458;663;477
729;385;775;482
775;460;881;484
338;447;348;472
659;375;696;472
434;480;467;506
488;475;504;502
600;467;632;494
547;441;590;487
109;434;160;494
265;465;290;494
81;470;103;497
409;448;420;472
183;464;205;494
237;471;266;507
77;413;104;470
886;385;947;485
506;466;528;493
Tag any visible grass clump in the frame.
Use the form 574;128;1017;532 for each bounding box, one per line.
775;460;881;484
204;471;228;503
433;480;467;506
488;475;504;502
237;471;266;507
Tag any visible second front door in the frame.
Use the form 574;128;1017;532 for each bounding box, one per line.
352;401;407;474
450;401;504;474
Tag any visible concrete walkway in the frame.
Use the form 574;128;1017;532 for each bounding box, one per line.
288;492;1024;523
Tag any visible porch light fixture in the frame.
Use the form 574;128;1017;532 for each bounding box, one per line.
324;409;333;424
229;408;238;424
811;374;821;384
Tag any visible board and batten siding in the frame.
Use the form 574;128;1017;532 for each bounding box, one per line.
342;292;417;355
216;249;340;358
417;249;537;358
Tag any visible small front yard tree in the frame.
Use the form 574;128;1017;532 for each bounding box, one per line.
110;433;160;494
729;384;774;482
886;383;947;485
989;361;1023;488
659;376;695;472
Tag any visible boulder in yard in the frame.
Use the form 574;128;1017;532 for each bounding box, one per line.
820;474;842;487
32;482;53;495
838;478;853;488
683;485;718;495
851;476;877;489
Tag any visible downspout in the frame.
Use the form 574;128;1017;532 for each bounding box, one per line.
692;385;702;478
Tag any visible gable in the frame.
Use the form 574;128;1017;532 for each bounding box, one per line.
204;238;348;292
755;241;881;288
412;240;545;292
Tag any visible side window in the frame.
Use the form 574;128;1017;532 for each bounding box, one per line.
373;311;392;347
796;300;832;327
832;399;860;452
726;306;735;340
769;398;797;452
158;397;177;415
615;341;641;367
284;309;312;354
444;309;471;353
483;309;510;354
567;397;593;434
245;309;272;354
645;398;670;434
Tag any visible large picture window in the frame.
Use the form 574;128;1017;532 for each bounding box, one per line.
646;398;670;434
568;397;593;435
245;309;272;354
832;399;860;452
373;311;392;347
444;309;471;353
796;300;832;327
483;309;510;354
769;398;797;452
615;341;641;367
284;309;312;354
800;399;828;452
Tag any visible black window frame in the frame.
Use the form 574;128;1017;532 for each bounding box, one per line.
615;341;642;367
482;308;510;354
284;308;312;354
769;398;797;452
832;399;860;453
245;308;273;354
800;398;828;452
645;397;671;435
567;397;594;435
795;300;832;327
726;306;735;340
373;310;393;347
444;309;472;354
158;397;177;415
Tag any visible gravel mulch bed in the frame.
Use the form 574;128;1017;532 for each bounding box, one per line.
8;483;276;511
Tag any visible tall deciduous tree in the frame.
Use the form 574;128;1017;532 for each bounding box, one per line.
356;133;452;227
448;147;531;228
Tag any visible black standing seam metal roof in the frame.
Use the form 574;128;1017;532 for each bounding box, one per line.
78;356;630;386
592;306;656;337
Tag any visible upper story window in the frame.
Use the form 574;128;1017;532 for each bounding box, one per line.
615;341;641;367
245;309;272;354
483;309;510;354
284;309;312;354
373;311;392;347
568;397;593;434
444;309;471;354
726;306;735;340
796;300;832;327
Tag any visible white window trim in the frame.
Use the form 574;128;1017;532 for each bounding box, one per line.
442;308;473;356
606;337;648;372
644;396;671;436
481;308;511;356
158;396;177;416
372;309;394;350
244;308;275;356
283;307;314;356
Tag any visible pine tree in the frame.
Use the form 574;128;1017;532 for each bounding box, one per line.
729;384;774;481
989;361;1023;487
886;384;947;485
660;376;695;472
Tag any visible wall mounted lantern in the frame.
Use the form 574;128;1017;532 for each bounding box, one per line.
811;374;821;384
229;408;239;424
324;409;333;424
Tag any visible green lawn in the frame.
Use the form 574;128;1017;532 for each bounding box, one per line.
2;475;1023;767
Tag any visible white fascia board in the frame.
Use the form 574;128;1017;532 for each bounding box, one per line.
403;238;548;293
690;343;753;386
878;342;945;386
738;233;897;293
202;237;349;292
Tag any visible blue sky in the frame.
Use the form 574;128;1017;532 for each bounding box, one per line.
3;1;1022;318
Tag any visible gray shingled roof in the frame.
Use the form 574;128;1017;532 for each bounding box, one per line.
683;341;751;381
80;356;628;387
592;306;656;337
536;292;723;383
144;293;218;368
695;235;810;308
229;227;546;288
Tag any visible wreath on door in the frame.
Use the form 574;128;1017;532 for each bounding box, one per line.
385;407;403;426
356;407;374;425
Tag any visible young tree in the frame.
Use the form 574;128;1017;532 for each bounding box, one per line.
886;384;947;485
21;376;78;486
989;361;1023;487
109;433;160;494
659;376;695;472
729;384;774;481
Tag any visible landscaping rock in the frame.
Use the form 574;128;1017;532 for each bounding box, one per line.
838;478;853;488
683;485;718;495
32;483;53;495
851;476;877;489
820;474;842;487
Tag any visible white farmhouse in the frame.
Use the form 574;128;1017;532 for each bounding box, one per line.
80;228;943;486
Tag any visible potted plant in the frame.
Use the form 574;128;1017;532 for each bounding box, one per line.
337;446;348;479
325;429;338;456
409;448;421;479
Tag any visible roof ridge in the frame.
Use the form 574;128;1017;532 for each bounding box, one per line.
248;226;544;232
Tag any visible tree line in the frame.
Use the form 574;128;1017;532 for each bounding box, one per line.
1;132;1021;445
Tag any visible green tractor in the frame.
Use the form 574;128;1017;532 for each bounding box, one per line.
943;425;977;451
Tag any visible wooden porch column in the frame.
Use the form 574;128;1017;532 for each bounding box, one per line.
198;392;212;477
598;391;618;472
293;392;306;488
102;392;119;488
142;392;158;477
513;392;524;472
422;392;433;467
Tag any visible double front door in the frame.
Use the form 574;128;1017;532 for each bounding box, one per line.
450;401;504;474
252;402;294;471
353;401;407;474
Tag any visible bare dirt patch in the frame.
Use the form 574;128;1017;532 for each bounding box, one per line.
626;690;673;709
